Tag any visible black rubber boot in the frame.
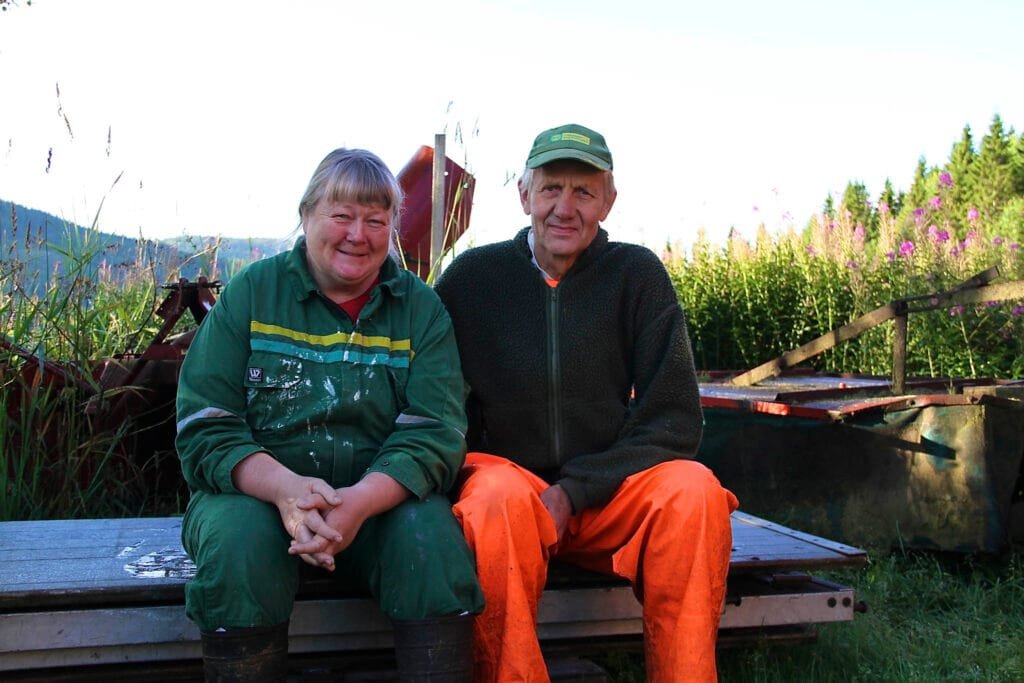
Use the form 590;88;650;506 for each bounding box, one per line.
200;621;289;683
391;613;475;682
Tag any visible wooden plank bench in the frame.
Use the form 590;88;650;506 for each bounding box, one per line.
0;511;866;680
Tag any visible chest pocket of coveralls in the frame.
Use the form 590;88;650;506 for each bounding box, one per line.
242;353;306;433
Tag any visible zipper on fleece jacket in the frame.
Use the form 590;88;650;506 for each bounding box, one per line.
546;286;562;460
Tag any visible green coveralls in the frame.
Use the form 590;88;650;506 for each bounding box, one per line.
176;240;483;631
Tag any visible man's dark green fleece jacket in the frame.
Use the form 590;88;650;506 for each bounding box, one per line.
435;227;703;513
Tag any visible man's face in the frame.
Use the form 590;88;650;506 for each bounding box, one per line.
519;160;616;275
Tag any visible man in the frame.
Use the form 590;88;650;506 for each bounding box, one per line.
435;123;739;682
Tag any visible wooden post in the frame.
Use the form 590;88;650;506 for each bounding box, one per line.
728;303;898;387
891;307;908;395
430;133;446;277
727;273;1024;388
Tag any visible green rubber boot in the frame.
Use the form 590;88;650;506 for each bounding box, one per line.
200;621;289;683
391;613;475;682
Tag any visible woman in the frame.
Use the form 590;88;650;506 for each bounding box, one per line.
176;148;483;681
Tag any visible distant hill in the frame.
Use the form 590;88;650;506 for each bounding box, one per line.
0;199;292;293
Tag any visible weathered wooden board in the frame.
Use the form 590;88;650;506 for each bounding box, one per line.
0;513;864;610
0;578;860;671
0;513;866;673
0;517;188;607
729;512;865;569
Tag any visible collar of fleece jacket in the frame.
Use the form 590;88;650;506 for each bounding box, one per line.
516;226;610;279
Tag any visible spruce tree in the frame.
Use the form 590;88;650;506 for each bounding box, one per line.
897;157;937;237
878;178;898;215
903;157;930;215
877;178;899;237
822;193;836;219
841;181;873;235
970;114;1015;222
946;125;976;232
1011;129;1024;195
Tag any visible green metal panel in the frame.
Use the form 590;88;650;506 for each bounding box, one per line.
698;395;1024;552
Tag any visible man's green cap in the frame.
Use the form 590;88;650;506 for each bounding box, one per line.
526;123;613;171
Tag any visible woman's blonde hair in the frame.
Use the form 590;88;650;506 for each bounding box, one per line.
298;148;403;228
298;148;404;259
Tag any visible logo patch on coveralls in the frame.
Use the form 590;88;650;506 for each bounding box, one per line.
247;367;264;383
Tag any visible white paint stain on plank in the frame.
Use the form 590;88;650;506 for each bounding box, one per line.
124;547;197;579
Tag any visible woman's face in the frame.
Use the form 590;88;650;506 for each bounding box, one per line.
303;197;392;302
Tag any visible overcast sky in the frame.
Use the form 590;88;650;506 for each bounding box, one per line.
2;0;1022;251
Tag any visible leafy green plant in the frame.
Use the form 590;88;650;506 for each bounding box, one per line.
668;203;1024;379
716;552;1024;682
593;552;1024;682
1;217;230;520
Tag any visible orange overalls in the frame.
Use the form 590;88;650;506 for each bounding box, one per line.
453;452;739;683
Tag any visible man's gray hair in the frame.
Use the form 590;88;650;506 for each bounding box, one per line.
519;165;616;199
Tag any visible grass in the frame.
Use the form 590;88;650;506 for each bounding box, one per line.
718;551;1024;682
591;550;1024;682
1;216;215;520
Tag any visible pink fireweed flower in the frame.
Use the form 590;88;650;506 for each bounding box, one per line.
967;207;979;222
938;171;953;188
1012;304;1024;317
886;251;896;262
949;305;965;317
913;207;925;218
879;201;890;214
927;225;950;242
899;240;915;257
993;236;1005;246
928;195;942;210
1012;243;1021;251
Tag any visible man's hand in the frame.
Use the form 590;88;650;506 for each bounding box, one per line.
540;484;573;545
